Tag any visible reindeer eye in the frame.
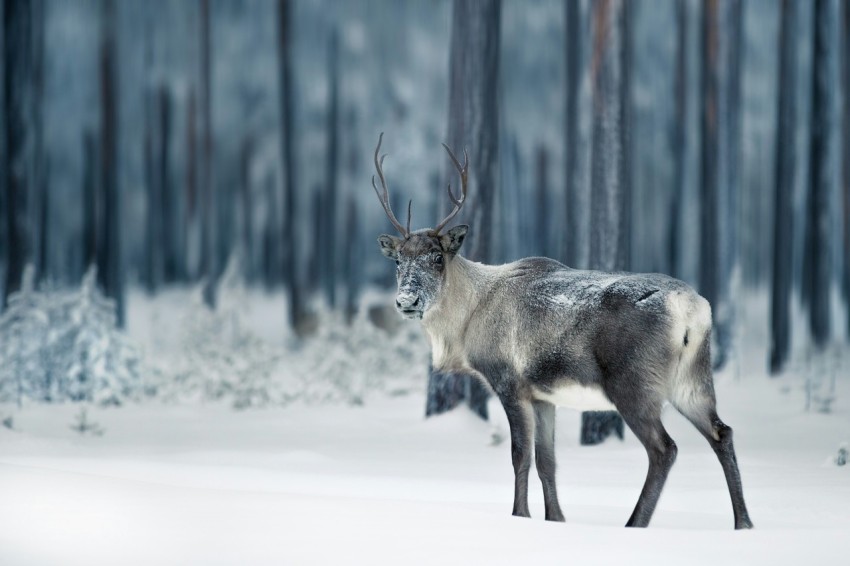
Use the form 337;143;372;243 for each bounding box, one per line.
395;260;400;267
433;254;443;266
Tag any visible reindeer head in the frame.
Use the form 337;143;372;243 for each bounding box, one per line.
371;133;469;320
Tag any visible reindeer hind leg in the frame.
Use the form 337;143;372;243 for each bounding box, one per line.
670;337;753;529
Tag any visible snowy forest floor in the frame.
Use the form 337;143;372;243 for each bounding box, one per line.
1;289;849;565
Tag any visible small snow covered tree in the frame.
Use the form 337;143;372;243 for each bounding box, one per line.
0;266;48;405
62;267;140;404
0;266;141;405
160;255;282;407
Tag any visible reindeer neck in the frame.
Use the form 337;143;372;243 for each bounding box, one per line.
422;255;497;337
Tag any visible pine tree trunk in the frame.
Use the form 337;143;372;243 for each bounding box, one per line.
143;89;159;293
581;0;631;446
82;131;98;272
240;135;254;283
534;145;550;258
842;0;850;339
668;0;687;278
31;0;45;283
98;0;124;327
700;0;742;371
2;0;33;308
277;0;304;334
803;0;835;349
343;195;360;325
564;0;584;268
185;88;199;280
199;0;217;307
426;0;501;420
770;0;797;375
323;29;340;310
158;85;177;284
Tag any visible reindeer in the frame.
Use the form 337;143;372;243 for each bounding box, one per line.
370;133;753;529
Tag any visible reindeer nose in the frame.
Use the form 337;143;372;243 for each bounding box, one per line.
396;295;420;309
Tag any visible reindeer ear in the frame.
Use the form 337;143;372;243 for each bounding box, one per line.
440;225;468;255
377;234;401;260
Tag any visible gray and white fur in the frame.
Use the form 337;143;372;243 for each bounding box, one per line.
371;134;753;529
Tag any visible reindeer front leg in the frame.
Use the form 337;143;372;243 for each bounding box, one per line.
499;394;534;518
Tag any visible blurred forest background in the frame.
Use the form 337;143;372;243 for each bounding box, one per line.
1;0;849;422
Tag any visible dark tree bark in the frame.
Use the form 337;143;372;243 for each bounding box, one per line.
426;0;501;421
443;0;500;264
668;0;687;279
277;0;305;333
342;195;360;325
199;0;217;307
98;0;124;327
185;88;198;279
770;0;797;375
82;131;98;271
323;29;340;309
158;85;178;284
581;0;631;446
307;185;324;294
802;0;835;349
36;156;49;283
143;89;159;293
842;0;850;338
31;0;45;284
564;0;583;268
534;144;550;258
700;0;742;371
2;0;33;308
239;135;255;282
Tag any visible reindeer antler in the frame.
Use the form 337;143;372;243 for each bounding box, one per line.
432;143;469;234
371;132;411;237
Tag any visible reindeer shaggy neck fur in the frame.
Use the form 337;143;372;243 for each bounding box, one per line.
371;134;753;529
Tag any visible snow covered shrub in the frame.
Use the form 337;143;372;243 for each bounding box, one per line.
154;257;284;408
295;305;429;405
0;266;142;405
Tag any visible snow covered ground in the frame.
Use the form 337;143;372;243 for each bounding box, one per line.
1;374;849;565
1;288;849;564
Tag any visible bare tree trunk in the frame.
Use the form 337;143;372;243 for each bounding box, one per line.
564;0;583;268
802;0;835;349
842;0;850;338
239;135;254;283
199;0;217;307
342;195;360;325
323;29;340;310
534;144;550;258
31;0;45;284
185;88;199;279
426;0;501;421
158;85;178;284
770;0;797;375
700;0;742;370
277;0;304;333
2;0;33;308
668;0;687;278
143;89;159;293
581;0;631;446
98;0;124;326
82;131;98;271
444;0;500;264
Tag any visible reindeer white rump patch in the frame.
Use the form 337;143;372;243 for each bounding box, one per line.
666;291;712;410
533;382;617;412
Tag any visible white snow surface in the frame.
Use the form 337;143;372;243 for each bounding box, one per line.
1;289;849;565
